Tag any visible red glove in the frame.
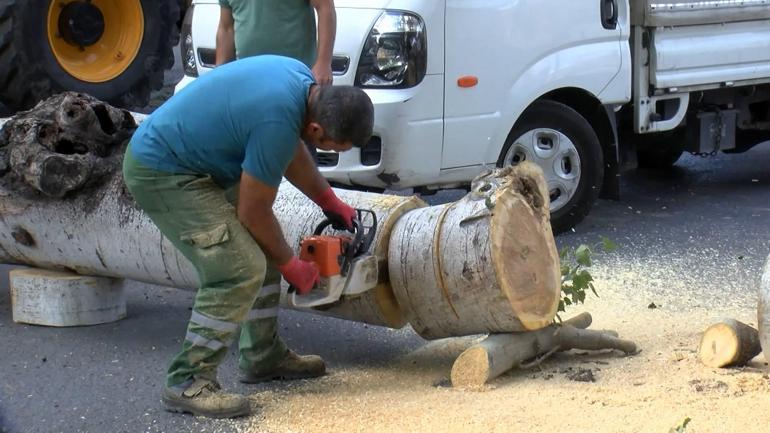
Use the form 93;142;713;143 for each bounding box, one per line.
313;187;356;231
278;256;320;295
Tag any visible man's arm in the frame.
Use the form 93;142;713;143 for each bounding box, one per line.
238;171;320;293
284;142;357;230
310;0;336;85
216;6;236;65
284;141;330;199
237;172;294;265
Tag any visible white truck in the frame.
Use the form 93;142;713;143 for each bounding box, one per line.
176;0;770;232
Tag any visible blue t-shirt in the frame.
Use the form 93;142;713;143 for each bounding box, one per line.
130;55;315;187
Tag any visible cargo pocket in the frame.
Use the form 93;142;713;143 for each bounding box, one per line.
179;222;256;287
180;223;230;249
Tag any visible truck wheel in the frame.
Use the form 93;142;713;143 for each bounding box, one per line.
0;0;180;112
498;100;604;234
635;128;686;169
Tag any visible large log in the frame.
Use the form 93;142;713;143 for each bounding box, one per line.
388;163;561;338
0;169;424;328
0;166;557;334
758;254;770;362
0;95;562;337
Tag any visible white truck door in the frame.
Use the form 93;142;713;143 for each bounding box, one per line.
442;0;624;170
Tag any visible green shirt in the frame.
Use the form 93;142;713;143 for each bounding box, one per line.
219;0;317;67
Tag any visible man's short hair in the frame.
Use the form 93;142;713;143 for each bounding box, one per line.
309;85;374;148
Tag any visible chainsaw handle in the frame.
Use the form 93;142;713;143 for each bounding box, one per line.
353;209;377;256
313;216;364;245
310;208;377;276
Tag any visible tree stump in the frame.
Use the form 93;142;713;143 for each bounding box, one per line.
699;319;762;368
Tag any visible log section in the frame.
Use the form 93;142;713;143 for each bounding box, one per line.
698;319;762;368
388;163;561;339
451;312;637;388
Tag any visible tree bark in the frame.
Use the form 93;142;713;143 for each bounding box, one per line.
698;319;762;368
451;313;590;388
0;170;423;328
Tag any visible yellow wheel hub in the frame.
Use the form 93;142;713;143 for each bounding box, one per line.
47;0;145;83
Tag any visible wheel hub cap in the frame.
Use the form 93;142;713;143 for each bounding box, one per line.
58;1;105;48
503;128;581;212
47;0;145;83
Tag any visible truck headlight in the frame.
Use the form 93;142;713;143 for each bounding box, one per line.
180;5;198;77
355;11;426;88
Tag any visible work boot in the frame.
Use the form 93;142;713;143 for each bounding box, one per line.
162;378;250;419
240;350;326;384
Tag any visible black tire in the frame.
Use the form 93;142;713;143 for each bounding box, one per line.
635;128;686;169
498;100;604;234
0;0;180;112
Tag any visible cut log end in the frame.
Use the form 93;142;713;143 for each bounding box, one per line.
489;162;561;330
450;346;491;388
698;320;762;368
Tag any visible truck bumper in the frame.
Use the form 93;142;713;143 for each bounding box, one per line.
319;74;445;190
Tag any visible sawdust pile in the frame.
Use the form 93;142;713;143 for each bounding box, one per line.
210;251;769;433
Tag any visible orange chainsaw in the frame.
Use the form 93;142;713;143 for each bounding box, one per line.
288;209;378;308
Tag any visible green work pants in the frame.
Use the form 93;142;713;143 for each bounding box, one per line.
122;148;288;387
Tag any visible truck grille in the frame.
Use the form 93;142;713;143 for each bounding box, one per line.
316;152;339;167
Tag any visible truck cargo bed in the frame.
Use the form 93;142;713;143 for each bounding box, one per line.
632;0;770;26
651;19;770;89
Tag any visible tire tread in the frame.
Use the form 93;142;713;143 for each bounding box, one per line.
0;0;180;112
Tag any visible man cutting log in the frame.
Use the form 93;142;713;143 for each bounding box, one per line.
122;55;374;418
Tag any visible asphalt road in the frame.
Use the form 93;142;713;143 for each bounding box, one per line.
1;144;769;433
2;54;770;433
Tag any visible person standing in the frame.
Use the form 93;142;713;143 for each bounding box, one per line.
215;0;336;85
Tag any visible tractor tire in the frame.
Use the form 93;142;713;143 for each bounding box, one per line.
0;0;180;112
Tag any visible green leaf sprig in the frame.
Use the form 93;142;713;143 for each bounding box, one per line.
556;236;617;322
